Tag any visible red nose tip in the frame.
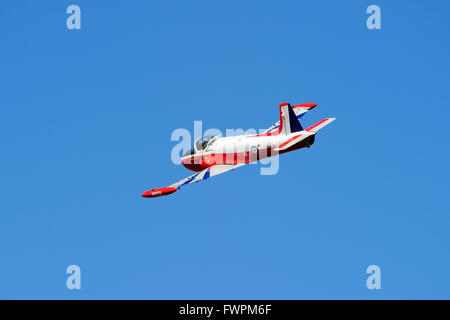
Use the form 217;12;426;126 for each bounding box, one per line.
142;187;178;198
181;157;190;165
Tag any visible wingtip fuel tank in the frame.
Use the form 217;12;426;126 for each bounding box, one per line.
141;187;178;198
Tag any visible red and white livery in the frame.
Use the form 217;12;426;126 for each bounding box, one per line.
142;102;335;198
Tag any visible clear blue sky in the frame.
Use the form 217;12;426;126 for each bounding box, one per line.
0;0;448;299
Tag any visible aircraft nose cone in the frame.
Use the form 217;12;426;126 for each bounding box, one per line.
181;156;191;165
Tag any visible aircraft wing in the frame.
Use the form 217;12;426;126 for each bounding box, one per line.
142;163;246;198
263;103;317;134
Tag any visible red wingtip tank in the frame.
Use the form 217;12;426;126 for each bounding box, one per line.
141;187;178;198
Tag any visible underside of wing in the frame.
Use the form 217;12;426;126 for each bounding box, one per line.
170;163;246;189
142;164;246;198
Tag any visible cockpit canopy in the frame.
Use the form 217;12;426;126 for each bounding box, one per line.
183;135;220;157
195;135;216;151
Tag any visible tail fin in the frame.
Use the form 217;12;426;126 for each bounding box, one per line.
279;103;303;135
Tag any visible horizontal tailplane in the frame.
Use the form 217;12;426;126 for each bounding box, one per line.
304;118;336;132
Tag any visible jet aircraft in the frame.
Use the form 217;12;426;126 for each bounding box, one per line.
142;102;335;198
